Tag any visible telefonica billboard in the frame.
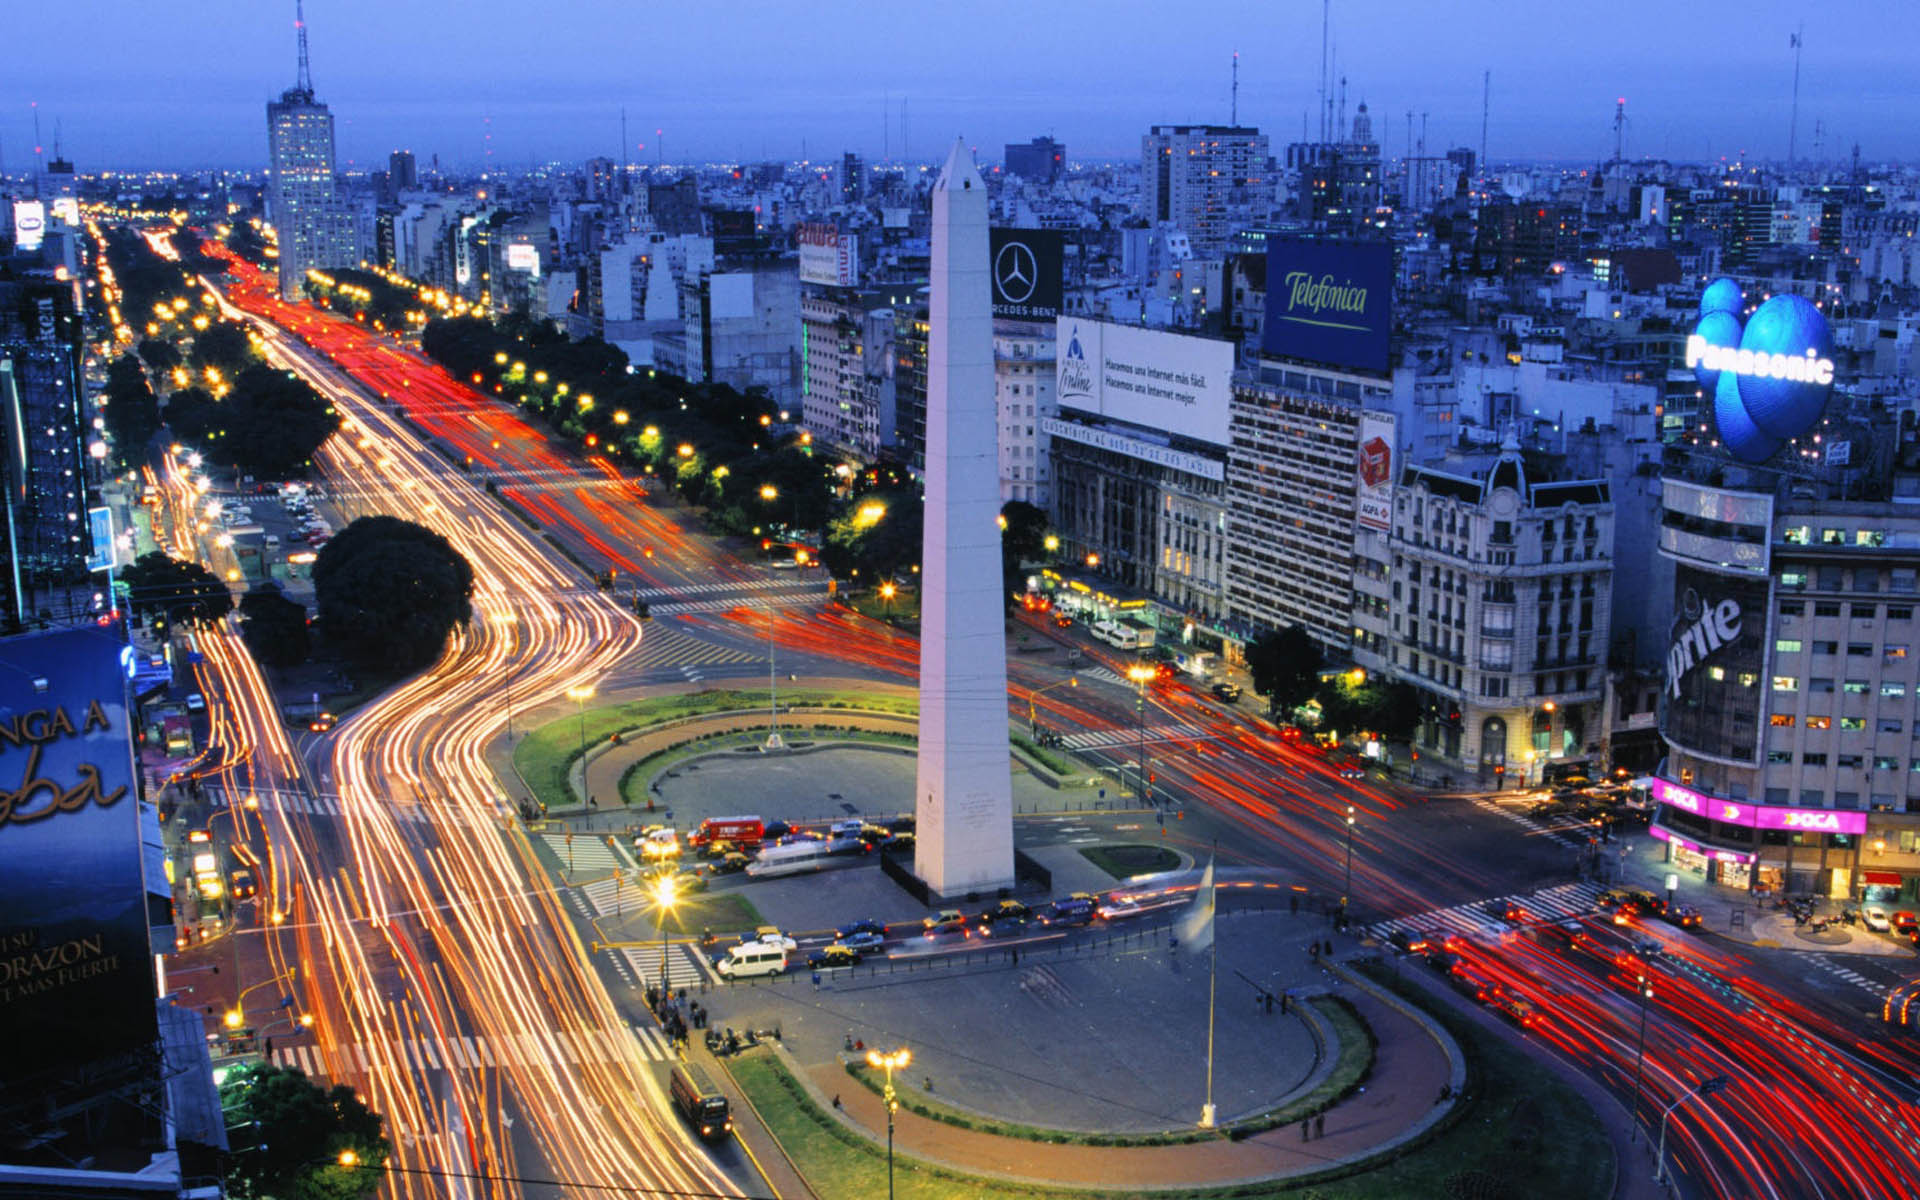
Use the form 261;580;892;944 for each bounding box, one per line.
1054;318;1232;447
0;628;156;1088
1261;238;1393;374
1688;277;1836;463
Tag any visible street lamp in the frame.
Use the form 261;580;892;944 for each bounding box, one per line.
1629;974;1655;1137
1028;676;1079;737
651;873;680;991
865;1045;912;1200
1654;1075;1730;1184
1342;806;1356;918
1127;663;1157;806
879;580;897;619
565;686;595;798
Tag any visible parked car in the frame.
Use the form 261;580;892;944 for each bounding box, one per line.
1210;681;1242;702
1865;906;1893;933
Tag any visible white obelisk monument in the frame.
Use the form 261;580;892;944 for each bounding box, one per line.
914;139;1015;897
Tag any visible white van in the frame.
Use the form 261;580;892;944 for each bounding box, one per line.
717;941;788;979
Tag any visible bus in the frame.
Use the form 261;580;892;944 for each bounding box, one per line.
1090;621;1143;650
744;841;831;879
669;1063;733;1140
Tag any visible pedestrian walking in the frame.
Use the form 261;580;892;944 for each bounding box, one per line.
1315;1113;1325;1138
1322;938;1333;957
832;1094;842;1110
1300;1118;1309;1141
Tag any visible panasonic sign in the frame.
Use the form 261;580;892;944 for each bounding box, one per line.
1666;598;1742;698
1684;336;1834;387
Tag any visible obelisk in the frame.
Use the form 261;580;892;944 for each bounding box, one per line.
914;139;1015;897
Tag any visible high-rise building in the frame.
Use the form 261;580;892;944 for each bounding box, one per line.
1140;125;1269;256
839;152;866;204
1004;137;1065;185
265;4;350;298
387;148;418;193
0;278;93;629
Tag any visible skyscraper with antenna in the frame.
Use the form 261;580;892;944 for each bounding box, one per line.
266;0;350;298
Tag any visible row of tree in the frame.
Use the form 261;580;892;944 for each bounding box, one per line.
1243;624;1422;743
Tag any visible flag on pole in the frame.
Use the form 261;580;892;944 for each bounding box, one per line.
1175;857;1217;953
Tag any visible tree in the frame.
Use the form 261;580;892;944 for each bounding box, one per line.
1245;625;1323;718
102;356;162;470
999;499;1051;612
166;366;340;478
240;584;311;667
136;337;180;372
1372;681;1423;744
120;552;233;629
313;516;474;673
189;320;255;375
220;1062;389;1200
821;489;922;581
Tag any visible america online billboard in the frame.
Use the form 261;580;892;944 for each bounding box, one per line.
1687;277;1836;464
1054;319;1232;447
1261;238;1393;374
0;628;156;1087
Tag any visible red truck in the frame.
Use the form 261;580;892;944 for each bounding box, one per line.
688;816;765;847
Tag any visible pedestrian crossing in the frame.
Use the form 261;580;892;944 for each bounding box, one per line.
1078;667;1126;686
1470;797;1589;850
1806;953;1890;997
631;623;760;676
633;576;831;603
244;785;487;828
268;1023;678;1083
609;943;720;989
1363;881;1609;943
647;593;830;617
1058;721;1209;752
539;831;627;875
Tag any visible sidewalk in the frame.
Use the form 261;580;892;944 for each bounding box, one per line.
774;964;1462;1192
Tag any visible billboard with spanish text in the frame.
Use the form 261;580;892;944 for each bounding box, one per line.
1261;238;1393;374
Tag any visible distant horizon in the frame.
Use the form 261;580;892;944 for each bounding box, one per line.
7;1;1916;172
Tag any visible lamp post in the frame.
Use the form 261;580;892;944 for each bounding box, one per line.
1629;974;1654;1138
1342;806;1356;919
879;580;897;620
565;685;594;802
1654;1075;1730;1184
651;873;679;992
1027;676;1079;737
1127;663;1157;806
865;1046;912;1200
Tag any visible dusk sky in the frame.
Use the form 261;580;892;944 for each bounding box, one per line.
6;1;1916;172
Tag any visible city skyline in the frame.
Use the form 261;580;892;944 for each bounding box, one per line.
6;0;1919;172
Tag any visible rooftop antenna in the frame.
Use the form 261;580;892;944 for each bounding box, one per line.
1337;75;1347;142
1812;118;1824;166
1480;70;1490;171
294;0;313;95
621;106;629;174
1230;51;1239;126
1318;0;1329;143
31;102;44;179
1612;97;1627;164
1787;26;1803;166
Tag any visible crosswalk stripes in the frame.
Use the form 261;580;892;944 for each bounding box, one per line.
631;622;759;672
633;577;831;603
1079;667;1125;686
243;785;483;828
268;1024;677;1083
1807;953;1891;997
615;943;721;988
1470;797;1584;849
648;594;831;617
1363;881;1608;944
1058;721;1207;752
539;832;625;875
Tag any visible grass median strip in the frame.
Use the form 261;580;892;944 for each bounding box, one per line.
514;688;917;811
1079;843;1182;881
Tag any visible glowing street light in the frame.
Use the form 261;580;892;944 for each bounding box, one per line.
1028;675;1078;736
1127;662;1157;806
650;873;680;989
565;685;595;789
865;1045;912;1200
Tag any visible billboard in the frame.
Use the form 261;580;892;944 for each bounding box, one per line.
0;628;155;1088
1659;563;1770;767
1688;277;1835;464
798;222;859;287
13;200;46;252
1651;778;1867;837
49;196;80;227
1355;412;1397;532
1260;238;1394;374
1054;318;1232;447
505;242;541;276
990;228;1064;320
86;505;116;573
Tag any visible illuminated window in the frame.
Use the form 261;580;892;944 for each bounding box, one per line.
1772;676;1798;692
1878;757;1901;770
1845;680;1870;695
1770;714;1796;727
1888;645;1910;660
1806;716;1832;730
1740;672;1758;688
1776;640;1803;654
1709;666;1726;682
1841;717;1867;731
1885;683;1908;699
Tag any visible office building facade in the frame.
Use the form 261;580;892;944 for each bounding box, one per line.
1141;125;1270;257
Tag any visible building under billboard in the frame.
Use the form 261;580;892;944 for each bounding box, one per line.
0;627;221;1192
1;277;95;630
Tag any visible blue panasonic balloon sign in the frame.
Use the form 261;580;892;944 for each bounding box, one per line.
1686;278;1835;463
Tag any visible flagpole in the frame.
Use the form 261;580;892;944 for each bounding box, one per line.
1200;849;1218;1128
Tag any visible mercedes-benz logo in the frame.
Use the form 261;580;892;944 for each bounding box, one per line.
994;241;1038;304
